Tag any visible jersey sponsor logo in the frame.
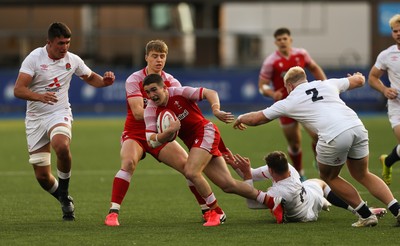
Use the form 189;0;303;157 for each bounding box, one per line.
40;64;48;71
176;109;189;121
46;78;61;92
66;63;71;70
390;55;399;61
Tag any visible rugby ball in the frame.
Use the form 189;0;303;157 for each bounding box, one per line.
156;109;179;142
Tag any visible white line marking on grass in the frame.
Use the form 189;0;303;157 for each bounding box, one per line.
0;169;180;176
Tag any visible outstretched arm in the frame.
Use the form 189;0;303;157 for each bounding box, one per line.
346;72;365;90
233;111;271;130
202;88;234;124
82;71;115;88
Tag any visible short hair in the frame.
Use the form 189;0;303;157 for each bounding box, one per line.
389;14;400;29
274;27;291;38
143;73;164;87
264;151;289;175
48;22;71;40
145;40;168;55
284;66;307;86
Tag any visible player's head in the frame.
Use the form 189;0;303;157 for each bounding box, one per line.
145;40;168;55
274;27;291;38
46;22;71;60
264;151;289;175
274;27;292;54
143;73;168;106
145;40;168;74
389;14;400;29
283;66;307;93
48;22;71;41
389;14;400;44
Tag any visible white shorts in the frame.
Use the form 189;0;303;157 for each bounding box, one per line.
316;125;369;166
387;99;400;128
25;110;73;152
302;181;324;222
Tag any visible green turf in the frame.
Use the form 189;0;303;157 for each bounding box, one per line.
0;116;399;245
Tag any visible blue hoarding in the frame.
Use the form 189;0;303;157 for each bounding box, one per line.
1;68;385;118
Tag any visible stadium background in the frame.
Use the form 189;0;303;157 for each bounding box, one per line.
0;0;399;117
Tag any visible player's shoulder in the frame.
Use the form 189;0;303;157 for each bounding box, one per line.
25;47;46;60
291;47;308;55
379;45;398;57
263;51;281;64
126;68;146;83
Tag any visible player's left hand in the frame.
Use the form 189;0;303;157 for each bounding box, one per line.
233;116;247;130
214;110;235;124
103;71;115;86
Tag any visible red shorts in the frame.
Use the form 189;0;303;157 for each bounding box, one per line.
120;130;167;160
184;122;223;157
279;116;297;126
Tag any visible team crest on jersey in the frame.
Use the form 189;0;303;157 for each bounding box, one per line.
174;100;182;110
64;117;69;122
66;63;71;70
390;55;398;62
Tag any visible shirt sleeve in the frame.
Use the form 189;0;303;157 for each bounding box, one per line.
72;53;92;78
374;50;387;71
251;165;271;181
144;102;158;142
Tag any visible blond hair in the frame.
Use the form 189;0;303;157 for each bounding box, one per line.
284;66;307;86
145;40;168;55
389;14;400;29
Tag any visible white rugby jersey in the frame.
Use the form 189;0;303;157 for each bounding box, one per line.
251;164;315;221
19;46;92;118
374;45;400;91
263;78;363;143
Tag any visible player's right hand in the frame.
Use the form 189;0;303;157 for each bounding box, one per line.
40;92;58;105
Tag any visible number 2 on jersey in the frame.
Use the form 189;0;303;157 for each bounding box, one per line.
305;88;324;102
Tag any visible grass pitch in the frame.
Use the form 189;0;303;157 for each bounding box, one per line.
0;115;399;246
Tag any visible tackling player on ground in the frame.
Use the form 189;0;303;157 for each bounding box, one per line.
234;66;400;227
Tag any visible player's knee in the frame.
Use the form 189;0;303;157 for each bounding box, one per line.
29;152;51;166
121;159;137;173
219;181;236;194
50;126;72;141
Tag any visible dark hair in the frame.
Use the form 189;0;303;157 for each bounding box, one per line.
264;151;289;175
48;22;71;40
274;27;291;38
143;73;164;87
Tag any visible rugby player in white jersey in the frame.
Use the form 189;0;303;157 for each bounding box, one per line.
14;22;115;221
233;66;400;227
369;14;400;186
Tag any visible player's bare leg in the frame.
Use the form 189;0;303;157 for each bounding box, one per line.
50;130;74;221
105;139;143;226
184;147;222;226
282;122;304;179
159;141;210;217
